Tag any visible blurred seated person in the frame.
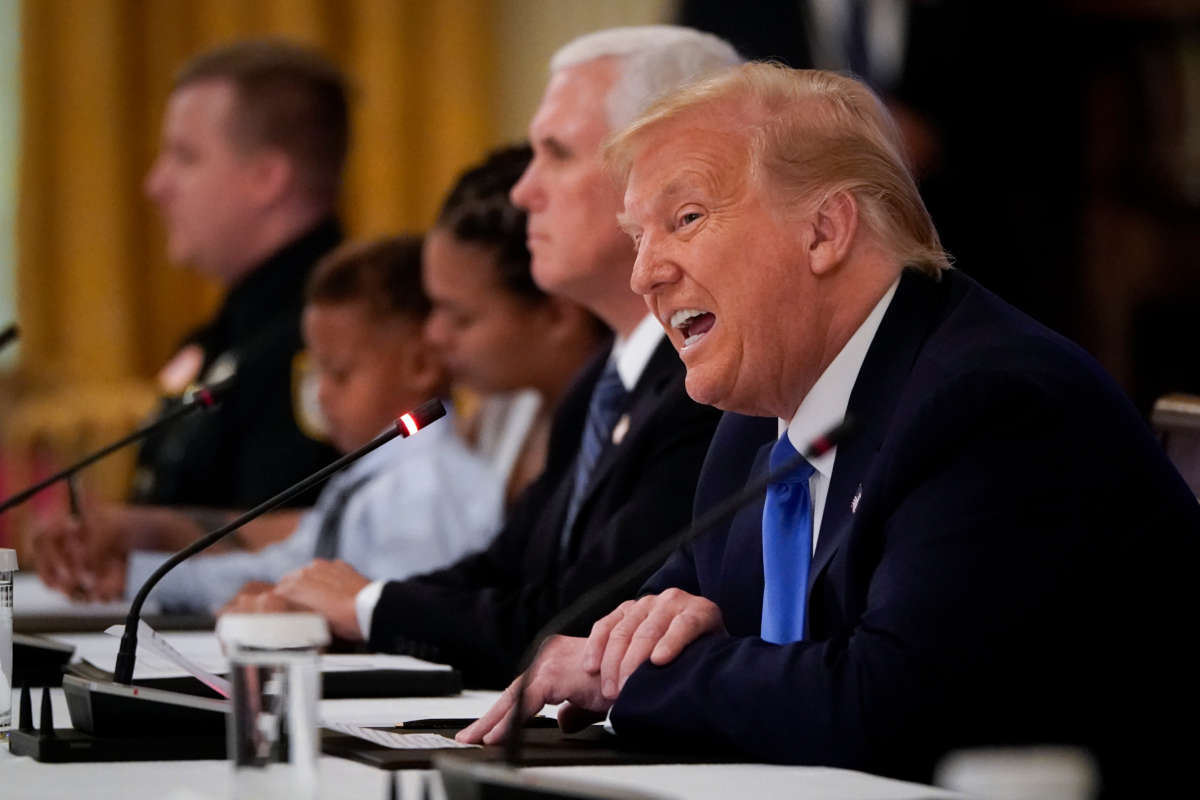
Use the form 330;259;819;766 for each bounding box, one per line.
33;236;504;611
134;39;351;510
423;144;609;506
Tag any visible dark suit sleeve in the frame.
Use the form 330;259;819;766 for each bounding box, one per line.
368;377;720;687
611;368;1200;778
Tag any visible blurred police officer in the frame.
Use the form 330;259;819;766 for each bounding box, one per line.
134;39;346;509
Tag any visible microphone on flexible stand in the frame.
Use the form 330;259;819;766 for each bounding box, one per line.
113;397;446;684
54;398;446;741
435;416;856;798
0;375;236;514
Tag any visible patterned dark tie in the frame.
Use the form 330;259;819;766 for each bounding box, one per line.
760;434;816;644
560;361;628;556
312;476;372;560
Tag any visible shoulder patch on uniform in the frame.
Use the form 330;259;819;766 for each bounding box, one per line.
203;352;239;387
292;350;331;442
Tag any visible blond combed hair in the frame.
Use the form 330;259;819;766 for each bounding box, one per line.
605;62;951;275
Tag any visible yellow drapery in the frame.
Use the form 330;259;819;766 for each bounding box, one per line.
2;0;496;552
16;0;497;383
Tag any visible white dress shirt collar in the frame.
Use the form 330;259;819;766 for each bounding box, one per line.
782;279;897;544
783;279;898;474
611;313;665;391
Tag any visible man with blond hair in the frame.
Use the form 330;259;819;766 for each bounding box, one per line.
462;63;1200;793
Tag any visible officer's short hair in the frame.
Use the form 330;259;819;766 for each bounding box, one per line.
306;236;431;323
175;38;350;203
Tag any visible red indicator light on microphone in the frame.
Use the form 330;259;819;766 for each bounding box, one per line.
399;413;419;436
395;398;446;437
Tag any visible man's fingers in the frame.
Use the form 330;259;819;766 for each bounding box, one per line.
251;592;293;613
583;603;629;673
273;571;306;599
599;600;655;697
648;605;718;666
456;682;519;744
614;609;677;694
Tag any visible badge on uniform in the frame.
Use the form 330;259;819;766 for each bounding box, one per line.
850;483;863;514
204;352;239;387
611;413;631;446
292;350;331;442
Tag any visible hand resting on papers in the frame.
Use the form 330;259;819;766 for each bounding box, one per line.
457;588;726;743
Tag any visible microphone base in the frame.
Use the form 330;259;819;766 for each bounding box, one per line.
435;755;661;800
12;633;75;688
7;727;227;763
62;674;227;737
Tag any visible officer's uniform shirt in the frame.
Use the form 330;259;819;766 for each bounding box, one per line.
131;218;342;509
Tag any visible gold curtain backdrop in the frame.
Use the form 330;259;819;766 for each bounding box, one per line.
2;0;497;550
18;0;497;382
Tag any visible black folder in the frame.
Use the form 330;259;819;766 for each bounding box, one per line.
320;722;739;770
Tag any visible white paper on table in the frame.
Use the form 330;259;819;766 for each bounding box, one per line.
105;621;232;698
319;654;452;672
322;721;479;749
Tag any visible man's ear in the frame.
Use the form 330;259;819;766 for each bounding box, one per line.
245;149;295;210
807;190;859;277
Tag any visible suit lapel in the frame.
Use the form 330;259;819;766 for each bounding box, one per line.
529;349;606;573
720;440;773;633
808;270;951;593
562;337;679;542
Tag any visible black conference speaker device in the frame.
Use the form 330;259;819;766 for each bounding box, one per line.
11;633;75;688
434;418;855;800
9;399;447;763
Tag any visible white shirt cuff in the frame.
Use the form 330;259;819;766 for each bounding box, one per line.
355;579;386;640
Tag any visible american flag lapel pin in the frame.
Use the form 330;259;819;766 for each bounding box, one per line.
850;483;862;514
612;413;631;445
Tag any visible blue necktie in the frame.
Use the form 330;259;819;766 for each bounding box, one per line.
561;361;628;556
761;434;816;644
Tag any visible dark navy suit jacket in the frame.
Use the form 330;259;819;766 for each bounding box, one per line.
368;339;721;688
612;269;1200;792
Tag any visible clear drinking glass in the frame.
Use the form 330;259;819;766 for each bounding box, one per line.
217;613;329;800
0;548;17;731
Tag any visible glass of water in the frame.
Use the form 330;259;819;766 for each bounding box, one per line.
217;613;329;800
0;548;17;731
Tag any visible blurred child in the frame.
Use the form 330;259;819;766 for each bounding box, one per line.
42;236;504;613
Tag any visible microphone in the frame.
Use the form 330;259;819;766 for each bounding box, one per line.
0;322;18;352
112;397;446;685
0;375;236;514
